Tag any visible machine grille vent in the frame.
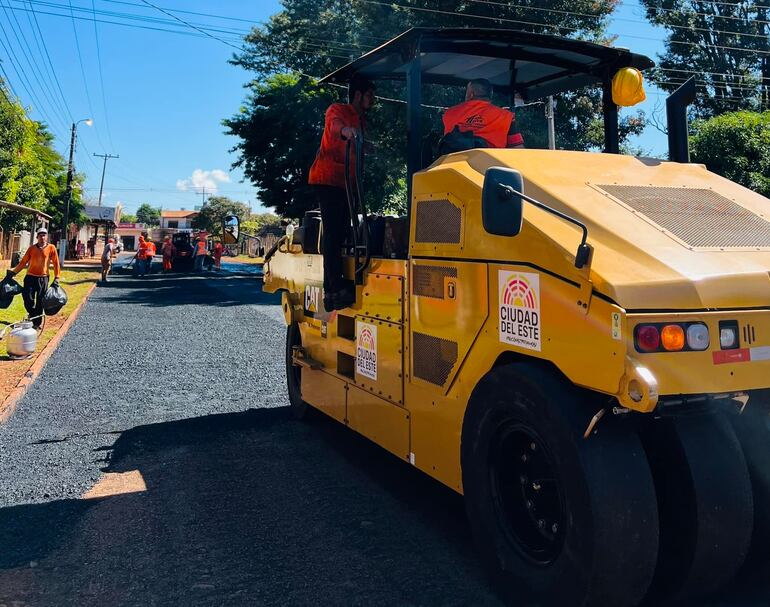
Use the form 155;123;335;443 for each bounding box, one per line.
415;199;462;244
413;265;458;299
598;185;770;249
413;332;458;386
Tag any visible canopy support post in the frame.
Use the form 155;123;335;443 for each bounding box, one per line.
603;78;619;154
406;50;422;227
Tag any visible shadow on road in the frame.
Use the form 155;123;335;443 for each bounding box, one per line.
0;408;767;606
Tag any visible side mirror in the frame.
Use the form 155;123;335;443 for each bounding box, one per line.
222;215;240;244
482;167;524;237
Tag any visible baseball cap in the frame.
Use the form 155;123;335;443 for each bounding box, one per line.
37;227;48;235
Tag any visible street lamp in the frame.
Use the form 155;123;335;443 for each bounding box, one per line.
59;118;93;264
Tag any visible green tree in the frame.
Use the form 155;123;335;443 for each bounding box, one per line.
243;211;281;233
640;0;770;118
192;195;250;234
690;110;770;196
227;0;644;217
136;203;161;226
120;212;137;223
0;82;80;234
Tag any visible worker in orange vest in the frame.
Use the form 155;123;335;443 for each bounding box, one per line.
134;235;148;277
161;236;175;273
193;234;208;272
145;239;157;275
308;75;375;312
442;79;525;150
6;227;60;330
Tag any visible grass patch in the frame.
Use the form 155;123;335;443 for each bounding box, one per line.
1;267;99;358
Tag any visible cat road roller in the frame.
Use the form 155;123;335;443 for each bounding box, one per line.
250;28;770;607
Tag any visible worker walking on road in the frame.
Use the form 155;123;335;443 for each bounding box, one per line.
145;239;156;275
101;237;116;283
213;240;223;271
5;227;60;331
308;75;375;311
161;236;175;273
134;235;148;277
193;234;208;272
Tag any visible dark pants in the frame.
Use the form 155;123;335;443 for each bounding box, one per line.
22;275;47;328
316;185;351;294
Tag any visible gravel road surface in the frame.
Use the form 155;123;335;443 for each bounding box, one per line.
0;273;767;606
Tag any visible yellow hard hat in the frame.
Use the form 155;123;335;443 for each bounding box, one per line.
612;67;646;107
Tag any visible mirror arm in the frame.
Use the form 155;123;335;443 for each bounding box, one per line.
499;184;591;268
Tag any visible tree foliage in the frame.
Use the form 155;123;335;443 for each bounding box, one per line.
640;0;770;118
120;212;138;223
227;0;645;217
690;110;770;196
0;81;83;234
192;196;250;234
242;211;281;234
136;203;161;226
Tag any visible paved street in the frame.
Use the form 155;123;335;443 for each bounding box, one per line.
0;273;767;607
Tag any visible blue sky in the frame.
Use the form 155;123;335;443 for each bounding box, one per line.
0;0;669;216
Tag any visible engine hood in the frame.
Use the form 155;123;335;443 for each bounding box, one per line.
461;149;770;311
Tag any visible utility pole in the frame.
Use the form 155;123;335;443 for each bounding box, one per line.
545;96;556;150
94;153;119;206
60;118;92;264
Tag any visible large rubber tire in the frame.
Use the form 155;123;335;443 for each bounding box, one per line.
640;411;753;603
285;323;310;420
728;394;770;562
461;363;659;607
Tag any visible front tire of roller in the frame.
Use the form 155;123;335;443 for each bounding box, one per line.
641;411;753;603
461;363;659;607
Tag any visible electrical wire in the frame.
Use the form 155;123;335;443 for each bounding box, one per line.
0;0;70;131
23;0;73;122
91;0;115;152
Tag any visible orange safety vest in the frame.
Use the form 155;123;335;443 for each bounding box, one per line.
195;240;206;255
308;103;365;190
442;99;516;149
136;239;147;260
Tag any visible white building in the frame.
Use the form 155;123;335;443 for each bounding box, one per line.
160;210;199;231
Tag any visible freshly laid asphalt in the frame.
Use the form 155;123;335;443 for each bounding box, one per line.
0;270;767;606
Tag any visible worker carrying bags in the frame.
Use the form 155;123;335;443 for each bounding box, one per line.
42;280;68;316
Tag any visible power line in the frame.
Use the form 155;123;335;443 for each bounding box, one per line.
91;0;115;152
137;0;244;50
23;0;73;123
0;0;70;131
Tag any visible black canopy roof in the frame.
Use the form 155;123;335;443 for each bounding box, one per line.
320;28;654;99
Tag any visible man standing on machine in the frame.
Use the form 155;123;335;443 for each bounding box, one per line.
308;75;375;312
442;78;525;149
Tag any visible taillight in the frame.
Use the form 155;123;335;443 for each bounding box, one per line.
635;325;660;352
686;324;710;351
661;325;685;351
635;322;710;353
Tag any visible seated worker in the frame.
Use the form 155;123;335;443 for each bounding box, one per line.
441;78;525;151
308;74;375;312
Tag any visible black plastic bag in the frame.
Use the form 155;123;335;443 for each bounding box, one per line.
0;276;22;310
42;282;68;315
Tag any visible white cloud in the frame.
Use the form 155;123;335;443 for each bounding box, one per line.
176;169;231;194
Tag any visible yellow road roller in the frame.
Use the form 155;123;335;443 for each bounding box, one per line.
249;28;770;607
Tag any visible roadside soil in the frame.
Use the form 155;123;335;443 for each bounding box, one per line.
0;266;99;404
